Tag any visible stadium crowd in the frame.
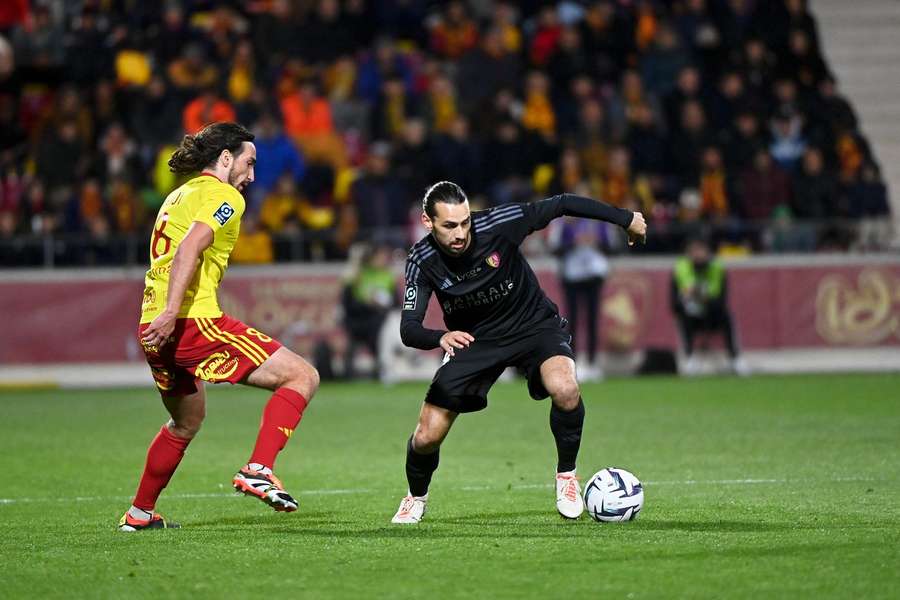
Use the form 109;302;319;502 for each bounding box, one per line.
0;0;891;265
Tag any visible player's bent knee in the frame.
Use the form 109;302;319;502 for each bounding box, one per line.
283;357;320;399
168;418;202;440
550;380;581;411
412;427;442;454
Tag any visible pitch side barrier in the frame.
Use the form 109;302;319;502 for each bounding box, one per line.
0;254;898;386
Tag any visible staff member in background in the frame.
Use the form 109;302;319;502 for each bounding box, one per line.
670;237;749;376
341;243;398;379
548;214;612;380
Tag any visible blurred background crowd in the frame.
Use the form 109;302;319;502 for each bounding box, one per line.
0;0;892;266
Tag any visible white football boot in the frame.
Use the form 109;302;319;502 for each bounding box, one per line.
556;471;584;519
391;492;428;524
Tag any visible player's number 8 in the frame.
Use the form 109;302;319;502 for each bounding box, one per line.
246;328;273;343
151;213;172;259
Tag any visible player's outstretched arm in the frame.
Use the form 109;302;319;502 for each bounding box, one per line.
142;222;214;348
507;194;646;244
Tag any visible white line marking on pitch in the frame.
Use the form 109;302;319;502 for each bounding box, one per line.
0;476;881;506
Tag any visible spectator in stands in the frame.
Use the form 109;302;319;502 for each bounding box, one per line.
769;108;807;172
372;74;420;141
671;237;747;376
845;163;892;250
626;102;667;177
356;37;413;105
33;119;87;193
429;1;478;60
456;26;521;118
431;115;483;195
548;26;589;93
738;148;792;230
485;119;534;206
791;147;836;221
281;75;343;167
349;141;408;248
393;118;433;199
130;76;182;154
708;70;748;132
723;110;764;172
675;0;723;72
529;6;562;67
739;38;774;103
641;23;691;97
574;98;612;180
780;29;827;90
97;123;142;186
698;146;730;220
670;100;714;185
423;73;455;135
296;0;356;65
182;86;237;135
664;65;705;136
167;43;218;99
251;112;306;210
521;70;557;139
10;4;63;68
231;214;274;264
581;0;635;84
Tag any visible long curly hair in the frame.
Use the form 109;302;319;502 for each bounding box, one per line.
167;122;255;175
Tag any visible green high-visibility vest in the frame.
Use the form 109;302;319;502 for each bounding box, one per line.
673;257;725;299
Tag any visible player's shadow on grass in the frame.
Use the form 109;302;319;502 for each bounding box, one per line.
634;519;796;533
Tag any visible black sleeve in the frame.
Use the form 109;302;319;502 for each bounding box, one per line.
399;259;446;350
497;194;634;245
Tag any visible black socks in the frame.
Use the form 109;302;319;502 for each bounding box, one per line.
405;436;440;497
550;398;585;473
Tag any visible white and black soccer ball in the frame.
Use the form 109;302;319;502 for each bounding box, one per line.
583;467;644;522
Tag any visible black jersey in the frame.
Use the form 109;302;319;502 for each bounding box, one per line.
400;194;633;349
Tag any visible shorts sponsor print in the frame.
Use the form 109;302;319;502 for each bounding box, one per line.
139;314;282;397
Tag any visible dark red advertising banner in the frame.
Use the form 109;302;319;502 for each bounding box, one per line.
1;261;898;364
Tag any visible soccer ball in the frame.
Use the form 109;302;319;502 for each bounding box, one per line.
583;467;644;522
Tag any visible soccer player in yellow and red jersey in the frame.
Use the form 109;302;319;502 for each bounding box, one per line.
118;122;320;531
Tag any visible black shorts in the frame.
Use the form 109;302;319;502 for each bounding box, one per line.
425;316;575;413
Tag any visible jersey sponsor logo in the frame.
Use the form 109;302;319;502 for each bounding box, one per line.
486;251;501;268
194;350;240;381
441;278;515;313
403;285;418;310
454;266;483;281
213;201;236;226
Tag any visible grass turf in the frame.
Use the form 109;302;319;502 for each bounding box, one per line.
0;373;898;599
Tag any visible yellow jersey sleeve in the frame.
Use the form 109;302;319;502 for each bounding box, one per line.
193;186;245;232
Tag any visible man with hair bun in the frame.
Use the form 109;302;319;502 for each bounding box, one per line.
391;181;647;523
118;122;320;531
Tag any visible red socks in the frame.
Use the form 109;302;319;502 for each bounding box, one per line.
249;388;308;469
132;424;191;511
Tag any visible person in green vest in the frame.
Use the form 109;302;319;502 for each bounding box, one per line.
670;237;749;376
341;243;398;379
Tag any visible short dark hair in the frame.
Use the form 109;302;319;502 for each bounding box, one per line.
168;122;254;175
423;181;467;218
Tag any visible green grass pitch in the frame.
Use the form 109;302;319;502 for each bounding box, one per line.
1;373;898;599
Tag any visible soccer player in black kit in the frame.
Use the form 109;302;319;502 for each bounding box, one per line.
391;181;647;523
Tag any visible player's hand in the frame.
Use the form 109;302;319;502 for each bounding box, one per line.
440;331;474;357
142;310;177;350
627;211;647;246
